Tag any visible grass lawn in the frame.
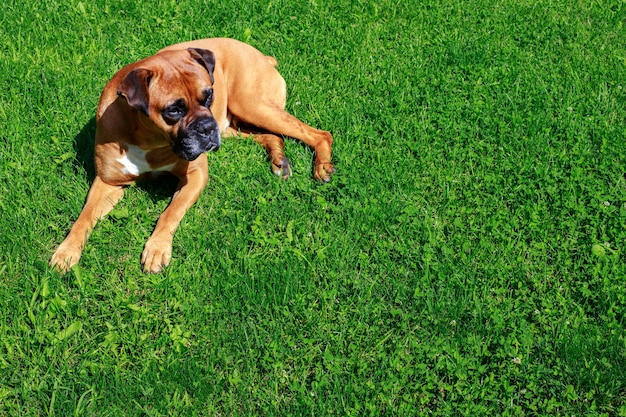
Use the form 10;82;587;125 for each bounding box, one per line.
1;0;626;415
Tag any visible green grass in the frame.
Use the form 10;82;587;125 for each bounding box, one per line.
1;0;626;415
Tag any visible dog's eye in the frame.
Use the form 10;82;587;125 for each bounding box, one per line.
161;101;187;124
202;88;214;107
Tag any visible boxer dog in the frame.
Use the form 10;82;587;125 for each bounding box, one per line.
50;38;335;273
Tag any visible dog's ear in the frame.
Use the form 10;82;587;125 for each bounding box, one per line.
188;48;215;84
117;68;153;116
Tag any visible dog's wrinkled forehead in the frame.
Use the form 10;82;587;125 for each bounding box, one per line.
117;48;216;116
158;48;215;84
154;53;213;96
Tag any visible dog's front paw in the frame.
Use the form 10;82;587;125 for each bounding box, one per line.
50;242;82;273
141;237;172;273
314;161;336;183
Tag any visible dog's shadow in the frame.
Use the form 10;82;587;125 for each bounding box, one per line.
72;117;178;201
73;117;97;179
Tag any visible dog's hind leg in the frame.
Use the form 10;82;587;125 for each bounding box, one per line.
252;133;292;179
229;106;335;182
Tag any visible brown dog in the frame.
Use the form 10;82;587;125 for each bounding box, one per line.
50;38;335;273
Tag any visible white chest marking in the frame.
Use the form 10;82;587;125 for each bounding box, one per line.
117;145;151;176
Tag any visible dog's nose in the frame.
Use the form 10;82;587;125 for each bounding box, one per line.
194;118;217;135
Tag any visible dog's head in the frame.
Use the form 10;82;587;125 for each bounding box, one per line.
117;48;221;161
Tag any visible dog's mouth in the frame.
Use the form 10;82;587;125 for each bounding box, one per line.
172;117;221;161
173;137;221;161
